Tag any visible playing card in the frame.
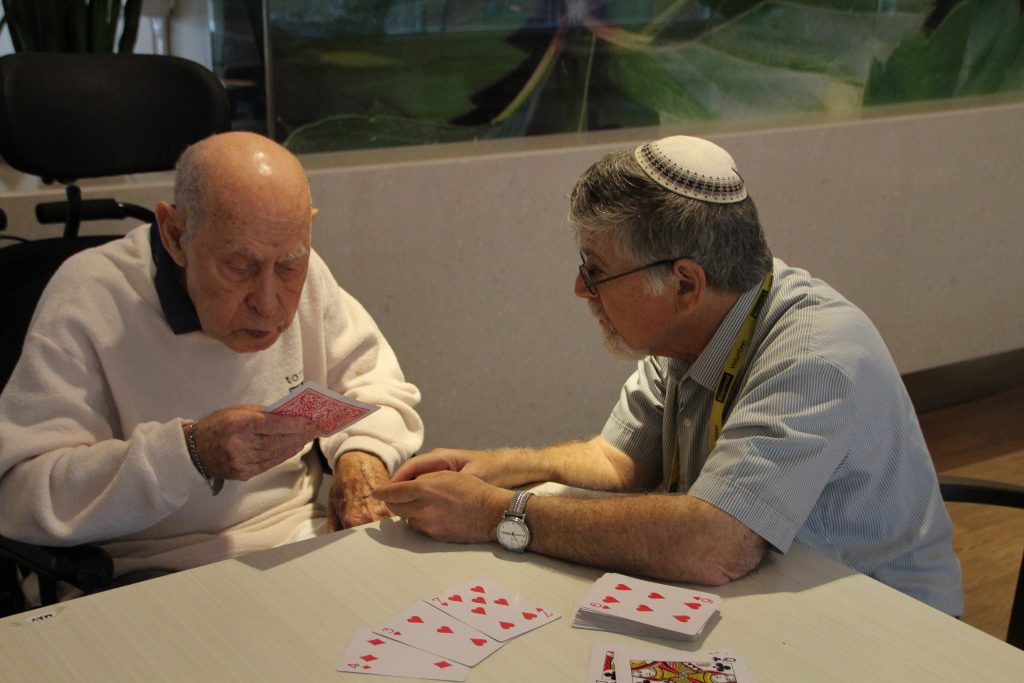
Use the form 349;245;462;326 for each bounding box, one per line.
427;577;560;642
373;601;503;667
264;380;378;436
585;643;619;683
611;645;757;683
338;628;468;681
575;573;720;640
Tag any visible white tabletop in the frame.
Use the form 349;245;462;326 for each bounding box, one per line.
2;517;1022;682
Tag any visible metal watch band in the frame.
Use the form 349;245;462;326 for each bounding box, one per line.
506;490;534;519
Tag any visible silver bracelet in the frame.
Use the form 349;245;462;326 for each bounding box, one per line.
187;419;223;495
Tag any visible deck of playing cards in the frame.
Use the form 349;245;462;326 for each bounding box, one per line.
587;642;758;683
338;578;559;680
573;573;721;641
264;380;378;436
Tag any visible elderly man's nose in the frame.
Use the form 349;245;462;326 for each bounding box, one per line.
248;275;279;316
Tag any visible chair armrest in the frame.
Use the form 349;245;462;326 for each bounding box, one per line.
35;199;155;226
0;535;114;594
938;475;1024;509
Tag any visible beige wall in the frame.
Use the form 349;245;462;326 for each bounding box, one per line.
2;100;1022;449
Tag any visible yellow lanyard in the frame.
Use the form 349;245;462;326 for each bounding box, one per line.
667;269;773;492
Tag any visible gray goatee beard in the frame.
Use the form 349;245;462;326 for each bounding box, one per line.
588;300;648;362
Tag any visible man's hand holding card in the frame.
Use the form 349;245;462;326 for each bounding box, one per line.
264;380;379;436
189;405;320;482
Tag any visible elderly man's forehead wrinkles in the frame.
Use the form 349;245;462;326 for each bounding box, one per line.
224;241;309;264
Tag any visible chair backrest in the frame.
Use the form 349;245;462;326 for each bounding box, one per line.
0;52;231;183
0;52;231;388
0;236;122;389
939;474;1024;649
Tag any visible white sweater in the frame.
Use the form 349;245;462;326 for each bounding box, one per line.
0;225;422;575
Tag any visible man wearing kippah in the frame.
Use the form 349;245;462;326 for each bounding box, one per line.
374;135;963;617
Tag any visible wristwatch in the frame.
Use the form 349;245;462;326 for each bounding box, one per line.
496;490;534;552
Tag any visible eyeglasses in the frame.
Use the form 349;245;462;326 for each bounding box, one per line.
578;251;680;295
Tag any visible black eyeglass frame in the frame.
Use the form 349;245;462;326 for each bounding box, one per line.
578;251;680;295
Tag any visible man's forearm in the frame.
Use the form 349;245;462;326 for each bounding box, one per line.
521;493;766;586
491;437;658;493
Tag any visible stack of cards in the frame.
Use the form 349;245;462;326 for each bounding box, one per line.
573;573;721;641
338;578;559;681
264;380;378;436
587;643;757;682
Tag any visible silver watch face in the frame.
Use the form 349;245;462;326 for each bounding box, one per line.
496;517;530;551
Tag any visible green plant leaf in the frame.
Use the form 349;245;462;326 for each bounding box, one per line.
863;0;1024;104
33;0;62;52
956;0;1024;95
283;113;510;153
863;6;971;102
274;31;530;124
270;0;549;128
118;0;141;53
89;0;111;52
69;0;88;52
605;0;914;122
700;1;925;84
2;0;140;53
608;49;715;121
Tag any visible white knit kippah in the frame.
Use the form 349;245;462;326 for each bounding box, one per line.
634;135;747;203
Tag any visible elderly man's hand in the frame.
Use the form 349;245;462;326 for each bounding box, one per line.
328;451;392;531
372;471;513;544
389;448;531;488
189;405;319;481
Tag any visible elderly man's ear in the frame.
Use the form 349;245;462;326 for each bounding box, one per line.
155;201;188;268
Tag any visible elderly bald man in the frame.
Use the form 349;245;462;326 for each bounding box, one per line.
373;135;963;618
0;132;422;583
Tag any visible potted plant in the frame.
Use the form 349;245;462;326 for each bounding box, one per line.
1;0;142;53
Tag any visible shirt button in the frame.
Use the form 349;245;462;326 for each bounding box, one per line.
683;419;693;429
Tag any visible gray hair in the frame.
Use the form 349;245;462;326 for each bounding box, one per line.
173;143;211;237
569;148;772;294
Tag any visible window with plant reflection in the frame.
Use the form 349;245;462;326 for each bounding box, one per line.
209;0;1024;153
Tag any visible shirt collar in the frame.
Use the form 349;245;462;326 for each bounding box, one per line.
667;279;765;392
150;222;202;335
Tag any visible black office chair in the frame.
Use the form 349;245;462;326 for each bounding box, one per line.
939;474;1024;649
0;52;231;617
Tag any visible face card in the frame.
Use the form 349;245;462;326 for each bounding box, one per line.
427;578;560;642
613;647;756;683
264;380;378;436
338;628;468;681
586;643;620;683
580;573;720;638
373;602;503;667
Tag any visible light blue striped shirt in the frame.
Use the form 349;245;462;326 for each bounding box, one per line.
601;259;963;616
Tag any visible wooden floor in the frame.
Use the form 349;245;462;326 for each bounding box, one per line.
918;385;1024;642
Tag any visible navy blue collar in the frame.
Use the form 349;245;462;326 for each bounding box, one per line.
150;222;202;335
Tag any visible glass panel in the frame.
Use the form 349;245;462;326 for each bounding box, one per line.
210;0;1024;153
209;0;267;133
